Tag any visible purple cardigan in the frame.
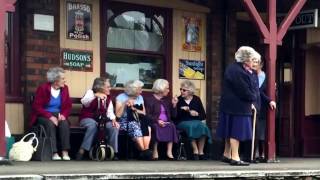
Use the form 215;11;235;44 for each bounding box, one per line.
144;95;177;124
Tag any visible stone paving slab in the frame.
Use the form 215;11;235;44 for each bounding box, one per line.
0;158;319;179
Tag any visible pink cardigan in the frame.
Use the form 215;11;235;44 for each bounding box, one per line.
30;82;72;127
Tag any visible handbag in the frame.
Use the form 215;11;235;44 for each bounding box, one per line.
32;125;53;161
9;133;38;161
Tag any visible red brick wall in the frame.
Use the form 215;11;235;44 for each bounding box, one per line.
206;0;237;138
19;0;60;129
20;0;60;96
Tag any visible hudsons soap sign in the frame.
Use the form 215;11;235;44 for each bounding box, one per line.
61;49;93;71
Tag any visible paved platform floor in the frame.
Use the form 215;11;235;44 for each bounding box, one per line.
0;158;319;179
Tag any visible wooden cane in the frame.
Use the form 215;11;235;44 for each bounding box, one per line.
251;106;257;161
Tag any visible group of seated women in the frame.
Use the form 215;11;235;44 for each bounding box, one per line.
30;67;212;161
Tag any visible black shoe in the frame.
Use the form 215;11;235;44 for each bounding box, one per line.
257;157;267;163
192;154;199;160
199;154;208;160
230;159;250;166
221;156;231;163
167;157;175;161
75;153;84;161
113;154;119;161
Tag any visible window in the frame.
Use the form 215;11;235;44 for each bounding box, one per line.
103;2;170;90
5;10;22;102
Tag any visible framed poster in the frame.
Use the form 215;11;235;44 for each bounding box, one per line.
182;16;202;52
66;2;92;41
61;49;93;72
179;59;205;80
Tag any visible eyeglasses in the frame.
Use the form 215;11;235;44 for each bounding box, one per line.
180;88;189;92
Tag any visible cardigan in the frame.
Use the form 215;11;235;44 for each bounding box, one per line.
79;95;112;121
176;95;206;123
144;95;177;123
30;82;72;126
219;62;260;115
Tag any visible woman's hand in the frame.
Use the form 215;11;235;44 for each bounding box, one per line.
112;119;120;129
269;101;276;110
189;110;199;116
49;116;58;126
59;114;66;121
95;92;107;100
158;120;165;127
126;99;135;107
172;95;178;107
180;106;189;111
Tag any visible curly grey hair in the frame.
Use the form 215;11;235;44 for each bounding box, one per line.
125;80;144;97
47;67;65;83
152;79;169;94
92;77;110;93
180;80;196;95
235;46;256;63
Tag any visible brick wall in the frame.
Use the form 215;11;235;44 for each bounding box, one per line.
20;0;60;96
206;0;237;139
20;0;60;129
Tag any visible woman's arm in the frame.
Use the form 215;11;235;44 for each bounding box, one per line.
81;89;95;107
115;100;126;118
32;85;52;119
107;100;116;121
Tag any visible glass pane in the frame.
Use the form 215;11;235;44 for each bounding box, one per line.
107;11;164;52
105;53;163;89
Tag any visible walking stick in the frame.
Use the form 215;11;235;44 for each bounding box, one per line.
251;106;257;161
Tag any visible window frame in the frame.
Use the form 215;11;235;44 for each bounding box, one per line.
101;1;172;94
5;6;23;102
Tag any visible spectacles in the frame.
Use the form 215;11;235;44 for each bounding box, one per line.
180;88;189;92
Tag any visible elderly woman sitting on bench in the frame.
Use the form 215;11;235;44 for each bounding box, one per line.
76;77;119;160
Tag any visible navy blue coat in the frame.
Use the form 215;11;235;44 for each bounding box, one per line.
259;76;271;118
219;62;260;116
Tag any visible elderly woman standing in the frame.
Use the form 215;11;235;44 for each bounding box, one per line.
252;52;276;162
30;67;72;160
176;80;212;160
76;77;120;160
116;80;152;159
217;46;260;166
145;79;178;160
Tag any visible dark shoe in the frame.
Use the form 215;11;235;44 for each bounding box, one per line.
221;156;231;163
257;157;267;163
75;153;84;161
230;159;250;166
199;154;208;160
152;157;159;161
192;154;199;160
167;157;175;161
113;154;119;161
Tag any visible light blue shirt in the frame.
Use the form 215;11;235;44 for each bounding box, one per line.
258;71;266;88
116;93;144;105
116;93;144;120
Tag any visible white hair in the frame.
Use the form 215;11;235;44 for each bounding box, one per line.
125;80;144;96
152;79;169;94
180;80;196;95
46;67;65;83
235;46;256;63
252;50;261;62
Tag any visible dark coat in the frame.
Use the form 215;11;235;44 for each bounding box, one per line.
30;82;72;126
219;62;260;116
176;95;206;123
259;76;271;118
144;95;177;124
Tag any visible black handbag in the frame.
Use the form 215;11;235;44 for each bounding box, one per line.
32;125;53;161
